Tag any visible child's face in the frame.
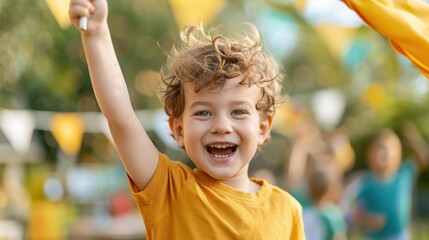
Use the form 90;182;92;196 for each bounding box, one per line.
367;134;402;178
170;76;272;182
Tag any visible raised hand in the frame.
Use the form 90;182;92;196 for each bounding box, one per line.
69;0;108;34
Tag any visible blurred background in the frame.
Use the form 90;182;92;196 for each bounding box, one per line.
1;0;429;239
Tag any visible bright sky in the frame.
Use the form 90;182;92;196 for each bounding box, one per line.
302;0;364;27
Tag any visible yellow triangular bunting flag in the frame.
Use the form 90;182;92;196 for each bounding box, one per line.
45;0;71;29
315;24;357;59
50;113;84;156
169;0;226;28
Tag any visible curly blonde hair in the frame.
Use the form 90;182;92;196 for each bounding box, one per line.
159;23;284;118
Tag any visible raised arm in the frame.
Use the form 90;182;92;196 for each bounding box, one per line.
284;119;320;190
69;0;158;190
341;0;429;78
401;121;429;172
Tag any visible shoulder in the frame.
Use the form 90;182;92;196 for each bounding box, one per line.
159;153;194;174
303;207;327;239
129;152;195;196
401;159;417;171
265;182;303;212
398;159;418;178
344;170;368;190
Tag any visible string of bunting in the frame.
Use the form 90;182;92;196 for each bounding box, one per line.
0;109;174;157
45;0;226;30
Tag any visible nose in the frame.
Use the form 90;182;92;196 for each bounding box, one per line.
210;114;233;134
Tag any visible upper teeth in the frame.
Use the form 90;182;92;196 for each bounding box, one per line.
209;144;234;148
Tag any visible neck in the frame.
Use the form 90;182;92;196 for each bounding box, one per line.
195;168;262;193
315;196;333;208
221;175;261;193
373;171;394;181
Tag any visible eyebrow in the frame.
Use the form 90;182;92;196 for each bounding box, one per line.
189;100;254;109
189;101;211;109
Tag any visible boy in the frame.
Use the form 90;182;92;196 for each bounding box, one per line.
68;0;305;239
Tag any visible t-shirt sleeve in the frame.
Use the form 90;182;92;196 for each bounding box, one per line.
341;0;429;78
303;208;327;239
321;205;347;239
291;197;306;239
400;159;418;182
127;152;194;226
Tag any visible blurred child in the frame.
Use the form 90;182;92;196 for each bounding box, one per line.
68;0;304;239
283;113;351;239
285;114;355;209
339;1;429;239
303;151;348;240
284;114;322;208
345;123;428;239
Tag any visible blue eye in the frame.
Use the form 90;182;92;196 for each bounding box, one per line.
194;111;212;117
231;109;247;116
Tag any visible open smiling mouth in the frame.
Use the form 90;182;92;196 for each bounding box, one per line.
206;144;238;158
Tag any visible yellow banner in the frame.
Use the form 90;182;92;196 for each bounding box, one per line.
294;0;307;11
45;0;71;29
169;0;226;28
363;82;385;109
315;24;357;59
50;113;84;156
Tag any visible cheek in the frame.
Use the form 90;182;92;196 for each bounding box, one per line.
182;120;205;141
241;122;262;143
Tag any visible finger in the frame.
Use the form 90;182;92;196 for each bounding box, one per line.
70;0;95;8
69;6;90;25
69;4;95;27
69;0;95;17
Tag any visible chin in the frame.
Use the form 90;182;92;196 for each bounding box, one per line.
205;169;237;180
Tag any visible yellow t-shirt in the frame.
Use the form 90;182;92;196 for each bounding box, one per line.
128;153;305;240
342;0;429;78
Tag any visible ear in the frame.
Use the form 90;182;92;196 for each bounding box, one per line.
169;117;184;147
258;114;273;145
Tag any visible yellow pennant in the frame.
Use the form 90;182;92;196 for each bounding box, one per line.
293;0;307;12
28;201;68;240
273;101;309;136
169;0;226;28
314;24;357;59
328;131;355;173
45;0;71;29
50;113;84;156
363;82;385;109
